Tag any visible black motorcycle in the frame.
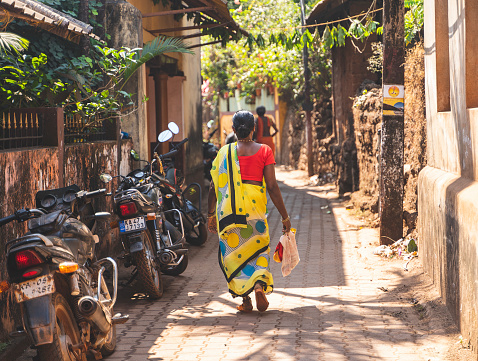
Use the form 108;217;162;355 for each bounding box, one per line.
151;122;208;246
0;185;127;361
100;162;188;300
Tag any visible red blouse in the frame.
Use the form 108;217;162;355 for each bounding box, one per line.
238;144;275;182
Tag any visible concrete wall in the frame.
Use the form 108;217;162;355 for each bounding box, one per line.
106;0;148;163
331;6;378;146
419;0;478;351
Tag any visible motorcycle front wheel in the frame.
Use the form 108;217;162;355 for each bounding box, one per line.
132;230;163;299
37;293;86;361
186;222;208;246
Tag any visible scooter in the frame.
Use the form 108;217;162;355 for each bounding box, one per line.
0;185;127;361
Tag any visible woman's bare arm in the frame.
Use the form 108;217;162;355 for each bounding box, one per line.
263;164;291;233
271;121;279;137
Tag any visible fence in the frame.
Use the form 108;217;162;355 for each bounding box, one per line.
0;111;44;150
64;115;117;144
0;108;119;150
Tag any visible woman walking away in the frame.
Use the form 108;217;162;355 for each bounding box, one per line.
207;110;291;312
255;105;278;156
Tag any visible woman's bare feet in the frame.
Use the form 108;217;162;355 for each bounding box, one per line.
254;283;269;312
237;296;253;312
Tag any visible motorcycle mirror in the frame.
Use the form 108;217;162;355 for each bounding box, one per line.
130;150;140;161
168;122;179;135
158;130;173;142
100;173;113;184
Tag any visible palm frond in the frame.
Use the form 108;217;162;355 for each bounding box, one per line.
0;32;29;55
121;36;194;89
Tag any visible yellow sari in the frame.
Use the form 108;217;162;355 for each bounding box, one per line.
211;143;273;297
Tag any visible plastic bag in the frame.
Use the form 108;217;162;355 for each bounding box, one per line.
274;229;299;277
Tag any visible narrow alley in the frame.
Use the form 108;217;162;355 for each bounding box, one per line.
13;169;473;361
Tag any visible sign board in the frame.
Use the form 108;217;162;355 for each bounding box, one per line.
383;85;404;116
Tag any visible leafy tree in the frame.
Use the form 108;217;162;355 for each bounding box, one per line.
0;0;193;126
0;37;193;124
202;0;312;104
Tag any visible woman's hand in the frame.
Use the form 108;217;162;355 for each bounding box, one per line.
282;218;291;234
207;215;217;234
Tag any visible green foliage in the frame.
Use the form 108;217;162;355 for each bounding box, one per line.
202;0;331;107
367;42;383;77
0;36;193;122
121;36;193;89
405;0;424;45
1;0;193;124
5;0;104;69
0;32;29;55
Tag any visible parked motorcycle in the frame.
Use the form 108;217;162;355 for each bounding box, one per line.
0;185;127;361
150;122;208;246
101;159;188;300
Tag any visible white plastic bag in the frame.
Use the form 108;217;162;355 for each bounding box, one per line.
279;230;300;277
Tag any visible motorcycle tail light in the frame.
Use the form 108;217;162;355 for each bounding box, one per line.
119;202;138;217
0;280;10;293
15;250;43;270
22;268;41;278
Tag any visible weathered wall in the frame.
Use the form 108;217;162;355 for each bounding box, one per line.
280;95;334;178
351;42;426;231
0;148;60;341
0;140;132;342
352;83;382;213
418;168;478;351
419;0;478;352
106;0;148;162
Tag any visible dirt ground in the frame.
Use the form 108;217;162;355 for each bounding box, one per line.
276;166;475;361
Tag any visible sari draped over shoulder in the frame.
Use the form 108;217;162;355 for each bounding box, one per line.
211;143;273;297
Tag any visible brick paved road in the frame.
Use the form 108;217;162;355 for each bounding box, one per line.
12;168;472;361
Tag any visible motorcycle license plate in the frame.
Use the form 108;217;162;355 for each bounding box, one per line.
120;217;146;233
13;274;55;303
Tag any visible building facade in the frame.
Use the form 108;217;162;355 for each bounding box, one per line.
419;0;478;351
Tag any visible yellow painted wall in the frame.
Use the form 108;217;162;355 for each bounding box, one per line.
126;0;202;181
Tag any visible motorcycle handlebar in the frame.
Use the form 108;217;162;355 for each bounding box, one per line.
160;138;189;159
0;208;44;227
0;214;18;227
77;188;107;199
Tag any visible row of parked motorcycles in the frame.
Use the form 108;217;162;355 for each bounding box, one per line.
0;122;209;361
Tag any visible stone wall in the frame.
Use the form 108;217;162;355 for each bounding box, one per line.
351;43;426;232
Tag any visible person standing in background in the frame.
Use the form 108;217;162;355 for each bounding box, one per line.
255;106;278;156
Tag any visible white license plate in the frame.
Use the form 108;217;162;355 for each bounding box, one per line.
120;217;146;233
13;274;55;303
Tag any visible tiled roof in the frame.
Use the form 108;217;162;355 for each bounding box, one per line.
0;0;100;41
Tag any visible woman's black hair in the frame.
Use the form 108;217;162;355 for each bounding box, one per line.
233;110;255;139
256;105;266;116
